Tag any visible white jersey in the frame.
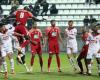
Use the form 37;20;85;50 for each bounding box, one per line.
86;34;100;59
5;24;19;49
0;30;14;57
87;34;100;51
65;28;77;41
0;31;14;47
65;27;78;54
65;28;77;46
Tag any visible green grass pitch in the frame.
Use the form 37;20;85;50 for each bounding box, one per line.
0;53;100;80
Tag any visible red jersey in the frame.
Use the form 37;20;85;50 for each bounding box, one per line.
82;33;88;41
29;29;42;43
81;33;89;45
45;26;60;43
14;9;33;25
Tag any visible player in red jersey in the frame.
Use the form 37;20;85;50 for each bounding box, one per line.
77;29;89;74
45;20;63;72
8;7;45;72
6;6;45;46
12;6;44;36
14;7;44;38
29;22;44;72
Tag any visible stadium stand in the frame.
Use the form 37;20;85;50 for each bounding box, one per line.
1;0;100;29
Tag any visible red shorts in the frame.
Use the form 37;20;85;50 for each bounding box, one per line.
15;25;27;36
30;43;42;55
48;42;59;54
79;45;89;58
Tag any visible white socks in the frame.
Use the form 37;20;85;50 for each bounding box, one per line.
69;58;77;70
10;59;14;70
2;61;7;72
88;64;92;74
24;63;29;72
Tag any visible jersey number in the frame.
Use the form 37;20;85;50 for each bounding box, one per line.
20;12;24;18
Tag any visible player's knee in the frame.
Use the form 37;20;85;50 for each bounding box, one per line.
10;58;14;62
49;54;53;58
8;53;13;59
32;54;35;57
38;54;42;58
56;54;59;58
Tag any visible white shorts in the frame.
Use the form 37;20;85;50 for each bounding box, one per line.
66;40;78;54
1;44;13;57
86;48;100;59
66;47;78;54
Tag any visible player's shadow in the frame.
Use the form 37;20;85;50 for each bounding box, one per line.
18;71;100;78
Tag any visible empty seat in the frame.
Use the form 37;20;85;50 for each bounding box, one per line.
69;10;76;14
77;4;84;8
1;0;99;28
59;4;66;9
1;5;7;10
88;10;94;14
3;11;9;15
61;16;67;20
67;16;73;19
65;4;71;9
73;16;80;19
6;5;12;10
82;10;88;14
71;4;78;9
94;10;100;14
76;10;82;14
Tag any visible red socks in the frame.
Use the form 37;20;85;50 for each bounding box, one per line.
31;56;34;66
48;57;52;69
56;55;60;70
39;57;43;68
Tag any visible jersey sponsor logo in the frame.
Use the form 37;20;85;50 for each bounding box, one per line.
51;32;57;37
34;35;39;39
20;12;25;18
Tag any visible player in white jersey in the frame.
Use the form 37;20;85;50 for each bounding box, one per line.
0;23;15;79
65;20;78;71
86;26;100;76
4;22;29;72
0;23;13;73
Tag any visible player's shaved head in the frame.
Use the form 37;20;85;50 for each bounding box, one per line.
24;6;29;11
50;20;55;23
50;20;56;27
68;20;74;27
68;20;73;23
32;21;37;28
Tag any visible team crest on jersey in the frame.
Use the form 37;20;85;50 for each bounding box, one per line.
52;32;57;37
34;35;39;39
